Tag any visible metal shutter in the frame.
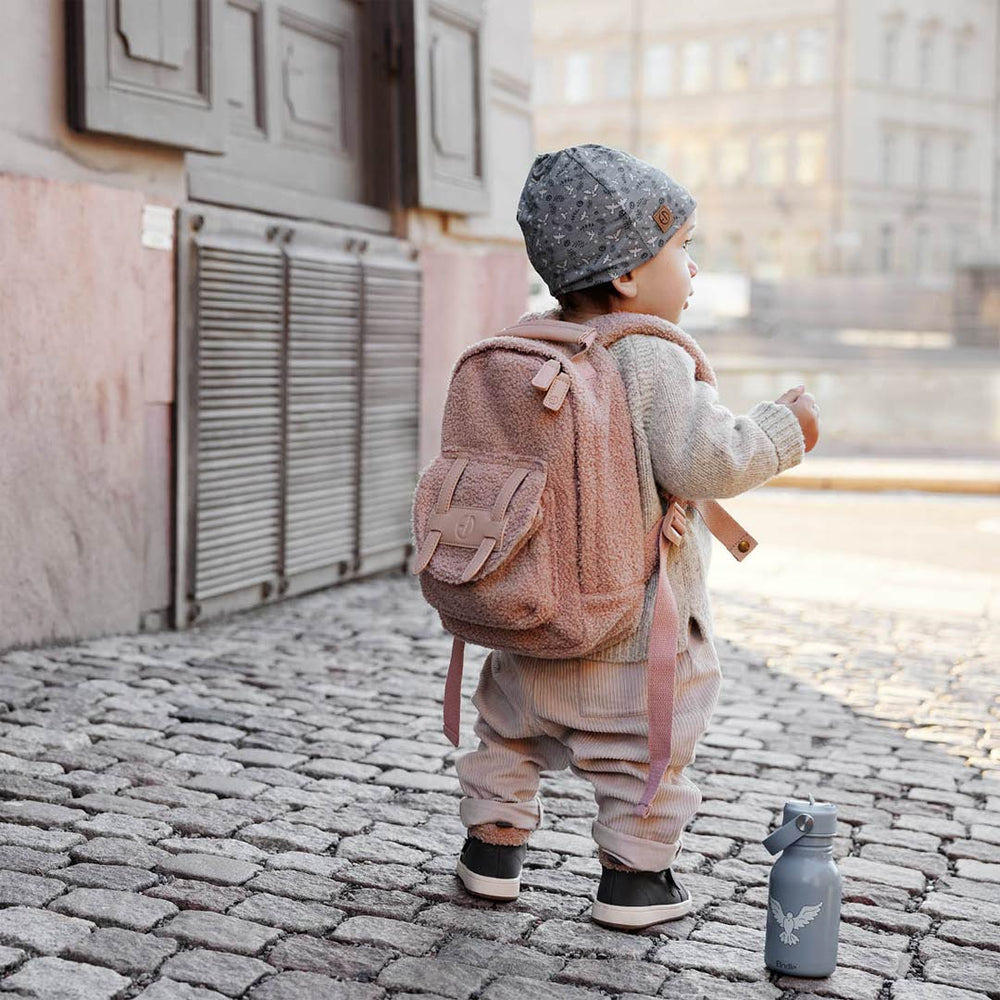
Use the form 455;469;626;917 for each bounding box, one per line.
175;206;420;626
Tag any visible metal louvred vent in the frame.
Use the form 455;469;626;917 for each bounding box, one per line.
359;249;422;561
285;250;362;577
175;208;421;628
194;242;284;601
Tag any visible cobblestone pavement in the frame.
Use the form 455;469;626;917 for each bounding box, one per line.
0;571;997;1000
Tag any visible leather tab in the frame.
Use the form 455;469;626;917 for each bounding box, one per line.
542;372;571;411
531;358;561;390
411;529;442;574
461;537;498;582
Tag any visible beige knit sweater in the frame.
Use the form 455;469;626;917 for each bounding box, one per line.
537;309;806;661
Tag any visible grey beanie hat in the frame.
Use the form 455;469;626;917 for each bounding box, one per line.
516;143;697;297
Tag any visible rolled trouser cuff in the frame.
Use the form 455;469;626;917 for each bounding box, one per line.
593;820;683;871
460;795;542;831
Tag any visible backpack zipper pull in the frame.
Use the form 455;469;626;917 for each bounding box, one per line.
531;357;561;391
542;372;571;411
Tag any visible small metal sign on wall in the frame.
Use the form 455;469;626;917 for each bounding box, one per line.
174;205;421;628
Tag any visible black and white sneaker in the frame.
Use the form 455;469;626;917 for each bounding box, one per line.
455;836;527;901
590;866;693;930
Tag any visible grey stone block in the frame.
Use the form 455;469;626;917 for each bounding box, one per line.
237;821;337;853
332;915;442;955
153;910;281;955
229;892;345;933
54;863;158;891
0;869;66;907
248;971;384;1000
155;852;261;885
72;813;172;841
145;879;250;913
481;977;604;1000
377;957;491;999
159;948;273;997
0;905;94;953
49;888;178;931
268;934;393;979
0;956;130;999
62;926;178;975
69;837;170;868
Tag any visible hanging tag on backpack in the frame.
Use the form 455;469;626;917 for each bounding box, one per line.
542;372;571;411
531;358;561;391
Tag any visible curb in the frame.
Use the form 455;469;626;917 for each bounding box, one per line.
767;459;1000;496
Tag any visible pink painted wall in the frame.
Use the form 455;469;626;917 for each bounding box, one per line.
418;247;530;470
0;175;175;648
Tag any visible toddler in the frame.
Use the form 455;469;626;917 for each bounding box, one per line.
452;144;820;930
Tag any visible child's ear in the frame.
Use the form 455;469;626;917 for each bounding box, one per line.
611;271;639;299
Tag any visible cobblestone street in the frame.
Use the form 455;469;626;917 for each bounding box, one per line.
0;570;997;1000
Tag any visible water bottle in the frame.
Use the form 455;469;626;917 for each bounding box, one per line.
762;794;841;978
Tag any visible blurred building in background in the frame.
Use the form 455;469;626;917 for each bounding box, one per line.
1;0;531;649
532;0;1000;345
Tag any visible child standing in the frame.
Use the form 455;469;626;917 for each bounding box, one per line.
452;144;820;930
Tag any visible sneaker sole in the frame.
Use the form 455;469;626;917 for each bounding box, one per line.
590;896;693;930
456;859;520;901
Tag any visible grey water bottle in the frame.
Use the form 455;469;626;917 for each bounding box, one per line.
762;794;841;978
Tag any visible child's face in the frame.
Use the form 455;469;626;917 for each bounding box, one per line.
612;211;698;325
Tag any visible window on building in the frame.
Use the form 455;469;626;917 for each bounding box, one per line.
757;133;788;185
679;140;710;188
719;138;749;185
606;49;631;100
951;138;966;190
917;135;932;190
878;223;894;272
949;224;966;269
881;129;897;186
534;57;552;107
795;131;826;184
760;31;789;86
681;41;711;93
882;24;900;84
918;32;935;89
721;37;751;90
565;51;592;104
953;33;970;93
796;27;829;84
644;44;673;97
913;224;929;274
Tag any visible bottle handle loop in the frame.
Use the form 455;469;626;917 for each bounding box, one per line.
762;813;814;855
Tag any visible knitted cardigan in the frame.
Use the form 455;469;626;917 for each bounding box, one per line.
521;306;806;660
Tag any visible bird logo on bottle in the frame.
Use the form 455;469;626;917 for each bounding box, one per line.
770;897;823;946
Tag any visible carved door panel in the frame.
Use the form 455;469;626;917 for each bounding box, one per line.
186;0;389;230
67;0;226;152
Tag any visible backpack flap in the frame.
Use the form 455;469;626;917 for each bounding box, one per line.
411;451;558;631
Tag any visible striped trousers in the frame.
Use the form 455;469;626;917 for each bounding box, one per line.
454;619;722;871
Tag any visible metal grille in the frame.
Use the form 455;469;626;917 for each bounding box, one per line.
194;243;284;601
176;208;421;627
285;250;362;576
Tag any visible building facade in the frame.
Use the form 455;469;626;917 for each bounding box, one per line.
532;0;999;281
1;0;533;650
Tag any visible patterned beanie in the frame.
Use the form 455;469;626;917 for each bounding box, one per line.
516;143;697;298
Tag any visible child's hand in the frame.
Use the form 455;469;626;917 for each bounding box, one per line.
775;384;820;452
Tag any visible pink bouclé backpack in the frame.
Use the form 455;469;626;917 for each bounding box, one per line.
409;317;757;815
